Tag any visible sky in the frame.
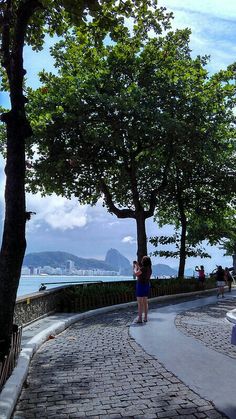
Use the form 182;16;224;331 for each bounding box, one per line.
0;0;236;273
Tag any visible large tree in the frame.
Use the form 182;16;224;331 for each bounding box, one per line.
25;26;206;262
26;28;236;270
0;0;164;359
150;66;236;277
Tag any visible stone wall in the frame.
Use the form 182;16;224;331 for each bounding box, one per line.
13;281;136;326
14;287;65;327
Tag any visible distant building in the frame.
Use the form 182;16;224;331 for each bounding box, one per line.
54;267;63;275
75;269;118;276
66;260;75;274
22;263;119;277
41;266;56;275
29;265;35;275
21;266;30;275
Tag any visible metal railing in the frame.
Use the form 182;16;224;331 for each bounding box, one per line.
38;280;103;291
0;325;22;391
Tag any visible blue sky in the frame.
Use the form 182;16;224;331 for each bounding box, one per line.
0;0;236;272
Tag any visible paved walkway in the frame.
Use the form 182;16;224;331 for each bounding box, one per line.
0;290;235;418
130;293;236;419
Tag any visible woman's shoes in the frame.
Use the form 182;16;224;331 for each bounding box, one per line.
135;318;148;324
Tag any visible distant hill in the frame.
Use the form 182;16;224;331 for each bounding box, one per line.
23;249;180;277
105;248;131;275
152;264;177;278
23;251;114;271
184;268;195;277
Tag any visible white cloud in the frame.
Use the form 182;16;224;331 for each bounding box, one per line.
159;0;236;73
122;236;136;244
108;221;120;227
26;193;88;231
160;0;236;20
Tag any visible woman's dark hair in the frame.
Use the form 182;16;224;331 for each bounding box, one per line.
138;256;152;284
141;256;152;267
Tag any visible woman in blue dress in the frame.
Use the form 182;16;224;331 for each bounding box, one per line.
134;256;152;323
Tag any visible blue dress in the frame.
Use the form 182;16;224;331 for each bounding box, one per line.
136;282;150;297
135;266;151;297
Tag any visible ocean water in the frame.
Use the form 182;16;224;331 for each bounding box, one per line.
17;275;133;297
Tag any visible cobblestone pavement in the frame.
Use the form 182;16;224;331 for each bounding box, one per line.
175;298;236;359
13;300;227;419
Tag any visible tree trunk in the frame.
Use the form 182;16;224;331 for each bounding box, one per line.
136;211;148;263
0;0;36;359
178;215;187;278
0;111;27;360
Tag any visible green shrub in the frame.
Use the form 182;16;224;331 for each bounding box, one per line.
150;276;216;297
60;282;136;312
64;282;134;298
60;277;217;312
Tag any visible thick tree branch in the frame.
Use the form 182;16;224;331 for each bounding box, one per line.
14;0;42;49
145;141;173;218
123;156;142;211
99;178;135;219
11;0;42;93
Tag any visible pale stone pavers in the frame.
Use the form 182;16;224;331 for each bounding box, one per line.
12;303;226;419
175;298;236;359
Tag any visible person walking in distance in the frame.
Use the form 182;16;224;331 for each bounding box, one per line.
195;265;205;289
134;256;152;323
216;265;225;298
224;267;233;292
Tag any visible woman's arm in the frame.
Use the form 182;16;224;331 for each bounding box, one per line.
133;261;139;274
135;269;142;277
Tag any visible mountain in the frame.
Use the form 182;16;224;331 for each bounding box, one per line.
23;249;179;277
152;264;177;278
23;251;114;271
105;248;131;275
184;268;195;277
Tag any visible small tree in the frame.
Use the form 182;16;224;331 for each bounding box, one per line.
150;233;211;277
198;206;236;271
223;237;236;272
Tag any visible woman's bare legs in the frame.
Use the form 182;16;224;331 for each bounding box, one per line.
218;285;225;297
136;297;148;322
137;297;143;322
143;297;148;321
